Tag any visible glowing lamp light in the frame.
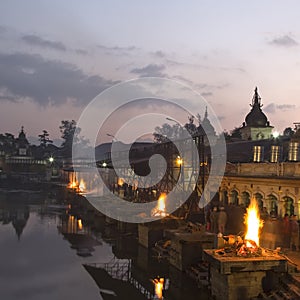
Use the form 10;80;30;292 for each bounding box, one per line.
176;156;183;166
49;157;54;163
273;131;279;138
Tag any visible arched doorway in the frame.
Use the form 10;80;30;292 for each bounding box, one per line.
254;193;264;211
267;194;278;217
230;190;239;205
283;196;294;216
220;190;228;205
241;191;250;207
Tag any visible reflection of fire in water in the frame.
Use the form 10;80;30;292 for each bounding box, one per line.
152;277;164;299
152;194;167;217
77;219;83;230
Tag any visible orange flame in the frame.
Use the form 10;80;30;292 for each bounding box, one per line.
152;193;167;217
244;198;263;247
68;180;78;189
68;179;86;193
79;179;86;192
153;278;164;299
118;177;124;186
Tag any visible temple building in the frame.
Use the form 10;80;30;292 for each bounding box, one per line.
240;87;274;140
215;88;300;218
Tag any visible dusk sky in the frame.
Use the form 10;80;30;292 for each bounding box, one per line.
1;1;300;145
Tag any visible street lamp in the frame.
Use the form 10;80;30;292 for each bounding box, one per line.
176;155;183;166
49;157;54;163
107;133;120;142
166;117;181;126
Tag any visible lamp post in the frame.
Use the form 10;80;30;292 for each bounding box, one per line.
106;133;119;141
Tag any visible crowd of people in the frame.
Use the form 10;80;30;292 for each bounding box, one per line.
206;206;228;235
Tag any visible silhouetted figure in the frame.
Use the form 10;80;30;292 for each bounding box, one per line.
210;207;218;233
218;207;227;234
290;215;299;251
283;213;290;247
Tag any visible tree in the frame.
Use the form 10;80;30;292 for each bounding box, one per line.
283;127;295;137
59;120;90;158
38;130;53;148
230;127;242;139
0;133;16;154
59;120;79;157
153;115;199;143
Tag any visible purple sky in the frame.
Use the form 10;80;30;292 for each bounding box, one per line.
1;1;300;145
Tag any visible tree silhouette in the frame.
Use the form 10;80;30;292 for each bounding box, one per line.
59;120;79;157
38;130;53;148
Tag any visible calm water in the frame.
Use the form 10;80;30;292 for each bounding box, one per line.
0;190;209;300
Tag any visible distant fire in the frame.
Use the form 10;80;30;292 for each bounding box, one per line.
79;179;86;192
152;194;167;217
68;179;86;193
68;181;78;189
118;177;124;186
152;277;164;299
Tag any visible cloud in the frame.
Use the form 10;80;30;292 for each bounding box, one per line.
75;49;88;55
151;50;166;58
97;44;138;56
264;103;296;113
201;92;213;97
269;35;298;47
22;34;67;51
0;25;7;34
0;52;118;106
130;64;167;77
97;44;137;51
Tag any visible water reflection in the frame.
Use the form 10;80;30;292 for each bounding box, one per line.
0;189;210;300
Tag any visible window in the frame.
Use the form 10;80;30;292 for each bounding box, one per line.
253;146;264;162
288;142;299;161
270;145;280;163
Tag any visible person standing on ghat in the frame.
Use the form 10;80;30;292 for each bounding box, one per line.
290;215;300;251
218;207;227;235
210;207;218;233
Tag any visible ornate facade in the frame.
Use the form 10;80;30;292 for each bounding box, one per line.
218;88;300;218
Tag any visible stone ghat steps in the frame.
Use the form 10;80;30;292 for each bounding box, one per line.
254;273;300;300
185;262;210;287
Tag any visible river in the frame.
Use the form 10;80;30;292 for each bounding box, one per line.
0;189;210;300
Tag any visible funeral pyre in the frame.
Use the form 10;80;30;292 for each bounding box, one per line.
215;198;265;257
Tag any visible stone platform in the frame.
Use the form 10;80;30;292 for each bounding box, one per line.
203;249;288;300
167;230;215;271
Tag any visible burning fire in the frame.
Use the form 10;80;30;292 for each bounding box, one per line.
152;278;164;299
68;180;78;189
244;198;263;248
152;193;167;217
79;179;86;192
68;179;86;193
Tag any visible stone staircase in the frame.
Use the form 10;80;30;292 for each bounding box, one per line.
256;273;300;299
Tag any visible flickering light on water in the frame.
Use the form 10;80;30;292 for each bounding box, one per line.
245;198;263;247
77;219;83;230
153;277;164;299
